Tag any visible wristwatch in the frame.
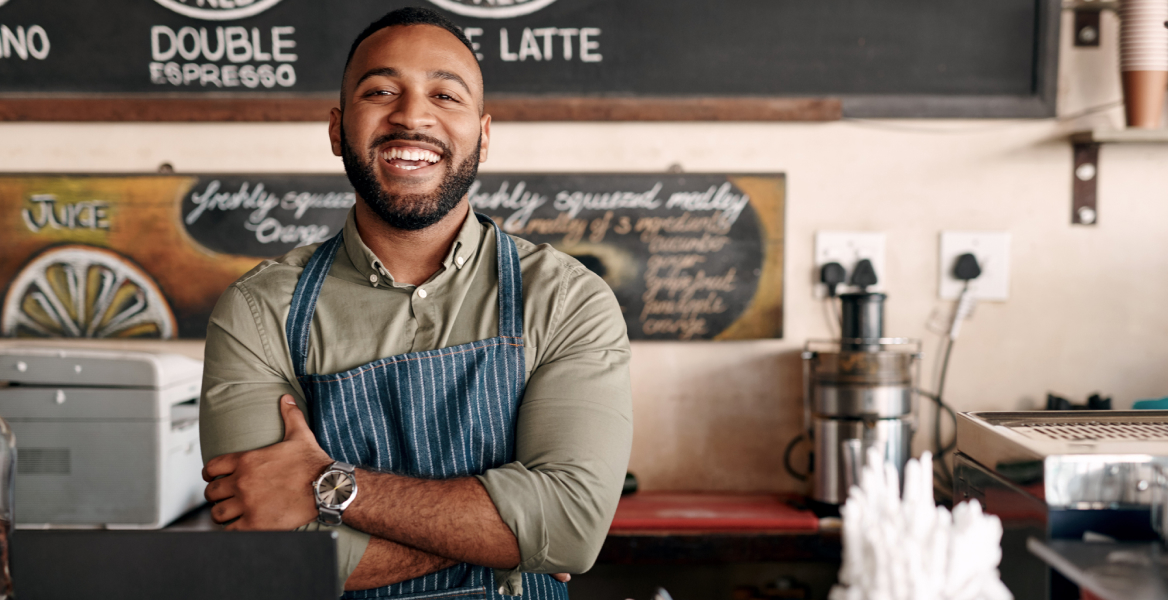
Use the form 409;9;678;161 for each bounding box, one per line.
313;461;358;526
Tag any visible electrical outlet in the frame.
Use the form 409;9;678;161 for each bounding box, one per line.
938;231;1011;301
813;231;886;298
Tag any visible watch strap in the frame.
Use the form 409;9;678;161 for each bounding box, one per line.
318;506;343;526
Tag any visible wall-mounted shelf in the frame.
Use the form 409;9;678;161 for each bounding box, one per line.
1072;128;1168;144
1070;128;1168;226
1062;0;1117;10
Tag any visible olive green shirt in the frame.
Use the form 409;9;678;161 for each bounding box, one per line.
199;207;633;595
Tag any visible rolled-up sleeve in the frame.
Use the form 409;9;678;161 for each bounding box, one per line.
476;263;633;591
200;282;371;593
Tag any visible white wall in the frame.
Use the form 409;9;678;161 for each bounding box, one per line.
3;11;1166;493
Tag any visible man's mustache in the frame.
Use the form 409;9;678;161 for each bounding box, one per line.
368;132;451;158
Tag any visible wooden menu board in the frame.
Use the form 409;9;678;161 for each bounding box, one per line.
0;173;783;340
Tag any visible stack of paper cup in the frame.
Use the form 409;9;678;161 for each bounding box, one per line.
1119;0;1168;128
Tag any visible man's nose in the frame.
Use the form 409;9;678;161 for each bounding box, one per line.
387;90;436;130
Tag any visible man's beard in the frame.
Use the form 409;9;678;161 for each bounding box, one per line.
340;125;480;231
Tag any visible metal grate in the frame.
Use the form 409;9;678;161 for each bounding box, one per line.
1019;421;1168;442
18;448;70;475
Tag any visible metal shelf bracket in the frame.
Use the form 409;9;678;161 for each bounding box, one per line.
1072;141;1100;225
1070;127;1168;226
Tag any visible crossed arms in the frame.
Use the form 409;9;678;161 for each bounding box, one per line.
198;265;633;591
202;394;524;589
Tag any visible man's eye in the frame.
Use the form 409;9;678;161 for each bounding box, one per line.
435;94;457;101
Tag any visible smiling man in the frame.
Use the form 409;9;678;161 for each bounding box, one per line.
197;8;633;599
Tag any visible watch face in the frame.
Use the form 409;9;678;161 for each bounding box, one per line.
317;471;354;507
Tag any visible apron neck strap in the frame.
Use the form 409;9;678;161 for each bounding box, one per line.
477;212;524;340
286;214;525;378
287;232;344;379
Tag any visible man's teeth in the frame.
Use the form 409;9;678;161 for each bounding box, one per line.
381;148;441;165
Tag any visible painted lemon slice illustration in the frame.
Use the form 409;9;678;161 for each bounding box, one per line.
2;246;176;339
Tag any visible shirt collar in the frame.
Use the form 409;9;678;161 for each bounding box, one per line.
342;207;483;288
442;208;483;271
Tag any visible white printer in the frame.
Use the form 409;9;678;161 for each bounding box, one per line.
0;347;207;528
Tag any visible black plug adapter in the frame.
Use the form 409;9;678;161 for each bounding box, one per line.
954;253;981;281
820;262;846;296
850;259;878;291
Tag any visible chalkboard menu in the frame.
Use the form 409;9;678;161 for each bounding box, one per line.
0;0;1059;117
1;173;783;340
470;174;784;340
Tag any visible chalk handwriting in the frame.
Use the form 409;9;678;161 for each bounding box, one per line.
1;25;50;60
184;180;353;247
554;182;662;219
496;27;601;62
664;183;751;228
469;180;750;231
467;180;549;233
640;253;737;340
22;195;110;232
149;25;297;88
185;180;354;225
244;218;330;246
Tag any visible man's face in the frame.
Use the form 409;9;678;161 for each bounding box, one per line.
329;25;490;231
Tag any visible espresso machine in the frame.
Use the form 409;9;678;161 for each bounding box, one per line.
802;292;920;505
955;410;1168;599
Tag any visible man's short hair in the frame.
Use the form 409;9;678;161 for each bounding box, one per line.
342;7;479;93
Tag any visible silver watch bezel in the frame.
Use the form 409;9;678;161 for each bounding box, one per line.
313;461;358;524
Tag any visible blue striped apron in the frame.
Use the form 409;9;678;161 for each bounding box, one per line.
286;214;569;600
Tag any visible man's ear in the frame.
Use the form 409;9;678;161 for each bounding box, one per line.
478;114;491;163
328;107;344;157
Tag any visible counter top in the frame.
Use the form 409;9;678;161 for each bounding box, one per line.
609;491;821;532
600;492;839;564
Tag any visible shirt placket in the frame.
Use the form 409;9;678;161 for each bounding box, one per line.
409;276;445;353
368;260;422;352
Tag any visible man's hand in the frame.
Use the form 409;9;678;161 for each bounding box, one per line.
203;395;334;530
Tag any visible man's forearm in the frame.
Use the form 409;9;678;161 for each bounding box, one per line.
345;537;458;591
344;471;521;569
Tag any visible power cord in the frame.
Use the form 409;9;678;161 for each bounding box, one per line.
931;252;982;493
784;434;810;482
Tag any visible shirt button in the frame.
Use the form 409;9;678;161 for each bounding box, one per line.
456;256;466;266
369;274;379;284
417;288;428;299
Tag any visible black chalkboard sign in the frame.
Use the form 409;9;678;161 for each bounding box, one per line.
181;175;354;257
471;174;785;340
0;0;1059;117
175;173;785;340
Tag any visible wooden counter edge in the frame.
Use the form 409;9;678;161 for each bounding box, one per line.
164;505;841;565
598;529;841;565
0;96;842;122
